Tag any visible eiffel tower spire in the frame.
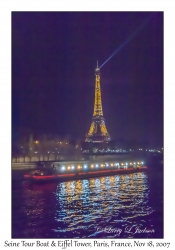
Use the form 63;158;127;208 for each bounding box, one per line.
93;62;103;116
85;62;110;142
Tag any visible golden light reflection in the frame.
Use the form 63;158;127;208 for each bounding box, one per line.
65;182;73;204
54;171;151;236
100;176;105;184
109;176;115;184
118;175;127;191
89;178;95;186
75;180;83;193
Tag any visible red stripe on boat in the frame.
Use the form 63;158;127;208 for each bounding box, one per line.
58;174;75;177
112;168;132;171
33;175;55;179
24;174;30;178
88;170;111;174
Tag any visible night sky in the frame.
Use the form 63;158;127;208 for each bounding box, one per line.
12;12;163;146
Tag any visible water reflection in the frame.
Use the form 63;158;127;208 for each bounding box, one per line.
12;172;159;238
16;182;57;238
54;172;154;238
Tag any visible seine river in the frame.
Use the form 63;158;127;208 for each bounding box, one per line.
12;168;163;238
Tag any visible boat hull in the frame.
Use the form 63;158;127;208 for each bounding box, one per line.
24;166;147;183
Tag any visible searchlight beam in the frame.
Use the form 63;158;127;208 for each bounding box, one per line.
99;13;156;69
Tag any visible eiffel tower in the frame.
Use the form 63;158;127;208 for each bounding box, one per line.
85;62;110;142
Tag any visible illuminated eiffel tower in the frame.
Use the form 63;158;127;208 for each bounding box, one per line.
85;62;110;142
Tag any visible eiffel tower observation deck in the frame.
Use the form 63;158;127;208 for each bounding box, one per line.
85;62;110;143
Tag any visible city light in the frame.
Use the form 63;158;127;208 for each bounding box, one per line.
62;166;65;170
71;166;74;169
84;165;87;169
96;164;98;168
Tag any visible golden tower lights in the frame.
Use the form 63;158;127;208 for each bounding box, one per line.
85;62;110;142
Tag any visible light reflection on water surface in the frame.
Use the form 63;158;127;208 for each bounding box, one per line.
13;172;162;238
53;172;154;238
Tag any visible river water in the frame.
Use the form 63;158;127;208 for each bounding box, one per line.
12;169;163;238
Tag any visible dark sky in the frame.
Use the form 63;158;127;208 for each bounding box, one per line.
12;12;163;146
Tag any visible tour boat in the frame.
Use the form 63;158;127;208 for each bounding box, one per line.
23;161;147;183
